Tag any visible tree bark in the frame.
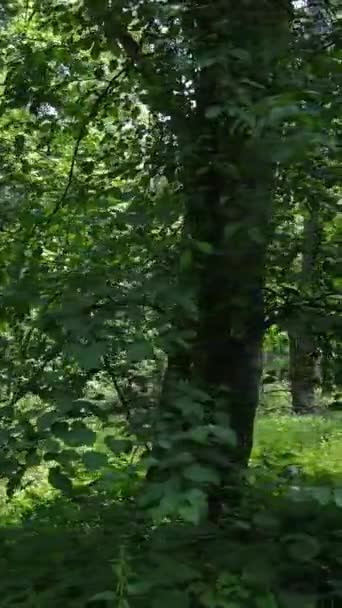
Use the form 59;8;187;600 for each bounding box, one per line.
151;4;291;509
289;207;322;414
289;329;320;414
175;0;288;471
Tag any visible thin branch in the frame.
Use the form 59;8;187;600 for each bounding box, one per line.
103;354;132;422
49;67;126;218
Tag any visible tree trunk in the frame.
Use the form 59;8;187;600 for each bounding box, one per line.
289;329;320;414
289;207;322;414
286;0;329;415
150;3;291;513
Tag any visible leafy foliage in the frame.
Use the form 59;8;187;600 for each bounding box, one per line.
0;0;340;606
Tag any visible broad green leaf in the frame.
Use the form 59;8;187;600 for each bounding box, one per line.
56;421;96;447
25;450;41;467
183;464;220;485
253;511;280;530
334;488;342;507
224;222;243;239
105;437;132;454
310;486;332;505
285;533;321;562
188;426;209;443
89;591;116;602
51;421;69;439
128;579;155;595
48;466;73;494
73;342;107;370
229;48;251;62
180;250;193;270
179;489;208;524
255;593;278;608
195;241;214;254
37;411;58;432
205;105;223;119
152;590;190;608
82;450;108;470
126;339;154;362
210;425;237;447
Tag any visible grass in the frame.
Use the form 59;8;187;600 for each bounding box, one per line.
252;412;342;481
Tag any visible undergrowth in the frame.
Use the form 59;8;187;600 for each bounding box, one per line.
1;414;342;607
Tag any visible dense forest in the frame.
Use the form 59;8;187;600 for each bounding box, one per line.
0;0;341;606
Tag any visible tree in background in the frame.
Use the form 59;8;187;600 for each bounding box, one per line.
287;0;341;413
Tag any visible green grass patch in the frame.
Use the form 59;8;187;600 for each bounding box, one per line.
252;412;342;482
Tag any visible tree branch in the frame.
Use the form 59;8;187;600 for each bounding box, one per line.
49;67;126;218
103;354;132;422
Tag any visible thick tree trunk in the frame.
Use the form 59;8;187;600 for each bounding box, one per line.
149;2;291;516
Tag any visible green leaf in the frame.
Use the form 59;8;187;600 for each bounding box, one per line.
179;489;208;524
25;450;41;467
310;486;332;506
42;438;61;454
152;590;190;608
128;579;155;596
82;450;108;470
205;105;223;119
180;250;193;270
105;437;132;454
89;591;116;602
194;241;214;254
188;426;209;443
198;55;219;68
248;227;265;245
334;488;342;507
37;411;58;432
51;421;69;439
73;342;107;370
210;425;237;447
253;511;280;530
126;339;154;362
285;533;321;562
224;222;243;240
183;464;220;485
48;466;73;494
60;422;96;447
255;593;278;608
228;48;251;63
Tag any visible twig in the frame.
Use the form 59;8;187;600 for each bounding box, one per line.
49;67;126;218
103;354;132;422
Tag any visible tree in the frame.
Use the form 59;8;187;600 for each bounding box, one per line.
286;0;341;413
0;0;340;520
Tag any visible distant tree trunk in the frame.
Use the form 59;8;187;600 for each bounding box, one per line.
289;330;320;414
320;336;334;396
287;0;330;415
289;209;322;414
